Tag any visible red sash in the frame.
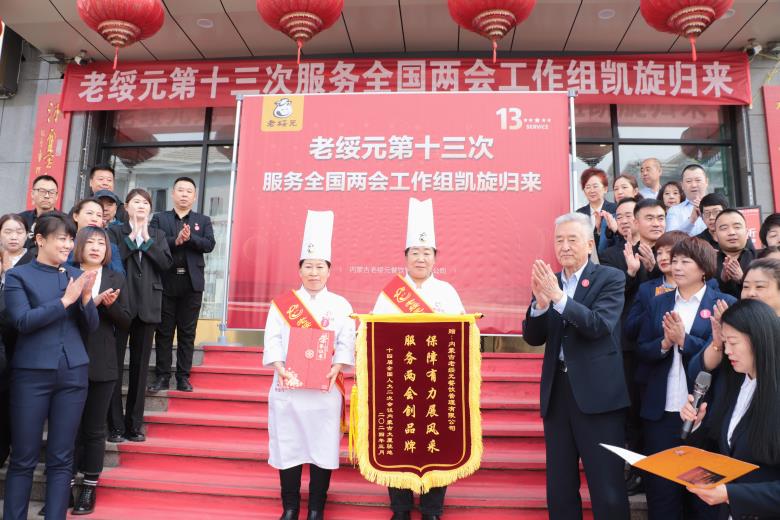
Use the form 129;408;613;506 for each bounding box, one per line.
271;290;348;433
381;275;435;314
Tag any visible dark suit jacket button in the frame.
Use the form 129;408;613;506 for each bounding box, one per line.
137;273;142;278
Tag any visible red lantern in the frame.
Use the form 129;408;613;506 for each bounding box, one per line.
77;0;165;69
448;0;536;63
640;0;734;62
257;0;344;64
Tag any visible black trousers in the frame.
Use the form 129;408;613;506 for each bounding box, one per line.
0;378;10;468
544;369;630;520
643;413;715;520
279;464;332;511
3;353;88;520
389;487;447;515
74;379;116;476
154;274;203;380
623;350;643;452
108;318;156;433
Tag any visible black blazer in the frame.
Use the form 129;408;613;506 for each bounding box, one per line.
150;210;215;292
691;373;780;520
84;267;132;381
599;241;662;352
108;223;173;324
523;261;630;417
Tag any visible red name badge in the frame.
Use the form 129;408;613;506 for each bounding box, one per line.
285;327;335;391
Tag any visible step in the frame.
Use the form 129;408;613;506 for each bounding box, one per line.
67;487;560;520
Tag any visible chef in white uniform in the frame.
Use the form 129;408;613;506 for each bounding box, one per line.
373;198;465;520
263;210;355;520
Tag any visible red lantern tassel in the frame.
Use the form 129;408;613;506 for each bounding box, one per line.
689;35;697;62
113;47;119;69
297;39;303;64
492;38;498;64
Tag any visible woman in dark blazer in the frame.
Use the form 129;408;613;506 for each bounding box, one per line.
107;188;172;442
681;299;780;519
68;226;131;514
575;168;618;253
637;236;735;520
2;214;99;520
0;213;35;469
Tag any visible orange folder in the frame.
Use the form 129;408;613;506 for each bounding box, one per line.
601;444;759;489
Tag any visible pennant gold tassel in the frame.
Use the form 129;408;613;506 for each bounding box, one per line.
348;383;359;464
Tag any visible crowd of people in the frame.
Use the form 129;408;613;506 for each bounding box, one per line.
3;156;780;520
0;166;215;519
530;159;780;519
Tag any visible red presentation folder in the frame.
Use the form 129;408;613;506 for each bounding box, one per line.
285;327;335;391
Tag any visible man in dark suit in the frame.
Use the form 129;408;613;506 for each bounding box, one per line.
18;175;59;249
599;197;666;494
88;164;128;223
714;209;756;298
523;212;631;520
148;177;215;392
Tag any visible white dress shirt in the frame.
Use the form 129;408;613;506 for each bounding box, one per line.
90;268;103;300
639;185;659;199
529;262;588;362
666;199;707;236
727;375;756;448
665;285;707;412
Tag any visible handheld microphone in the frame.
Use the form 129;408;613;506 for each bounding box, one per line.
681;371;712;440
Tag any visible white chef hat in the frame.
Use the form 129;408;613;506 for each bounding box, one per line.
405;198;436;249
300;210;334;262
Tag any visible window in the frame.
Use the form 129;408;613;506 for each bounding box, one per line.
573;104;737;209
97;108;235;320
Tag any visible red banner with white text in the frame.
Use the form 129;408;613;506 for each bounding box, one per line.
227;91;571;334
27;94;71;210
61;53;751;113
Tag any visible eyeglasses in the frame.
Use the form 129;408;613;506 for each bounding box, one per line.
583;184;604;191
33;188;58;198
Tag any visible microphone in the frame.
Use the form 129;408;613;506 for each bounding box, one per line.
681;371;712;440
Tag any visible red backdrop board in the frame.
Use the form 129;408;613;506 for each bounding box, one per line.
765;86;780;211
739;207;763;250
228;91;571;334
60;53;751;112
27;94;71;209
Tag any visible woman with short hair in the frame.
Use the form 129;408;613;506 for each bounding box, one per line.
2;213;99;520
576;168;618;253
69;226;131;514
637;236;736;520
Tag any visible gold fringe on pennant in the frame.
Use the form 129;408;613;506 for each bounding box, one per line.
351;313;484;493
348;383;359;464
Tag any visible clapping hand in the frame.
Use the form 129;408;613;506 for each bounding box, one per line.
61;276;86;308
532;260;564;306
662;311;686;350
175;224;191;246
722;256;743;282
94;288;120;307
623;242;641;277
637;243;656;272
600;210;618;233
80;270;98;304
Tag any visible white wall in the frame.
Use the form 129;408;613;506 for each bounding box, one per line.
0;44;85;216
747;54;780;214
